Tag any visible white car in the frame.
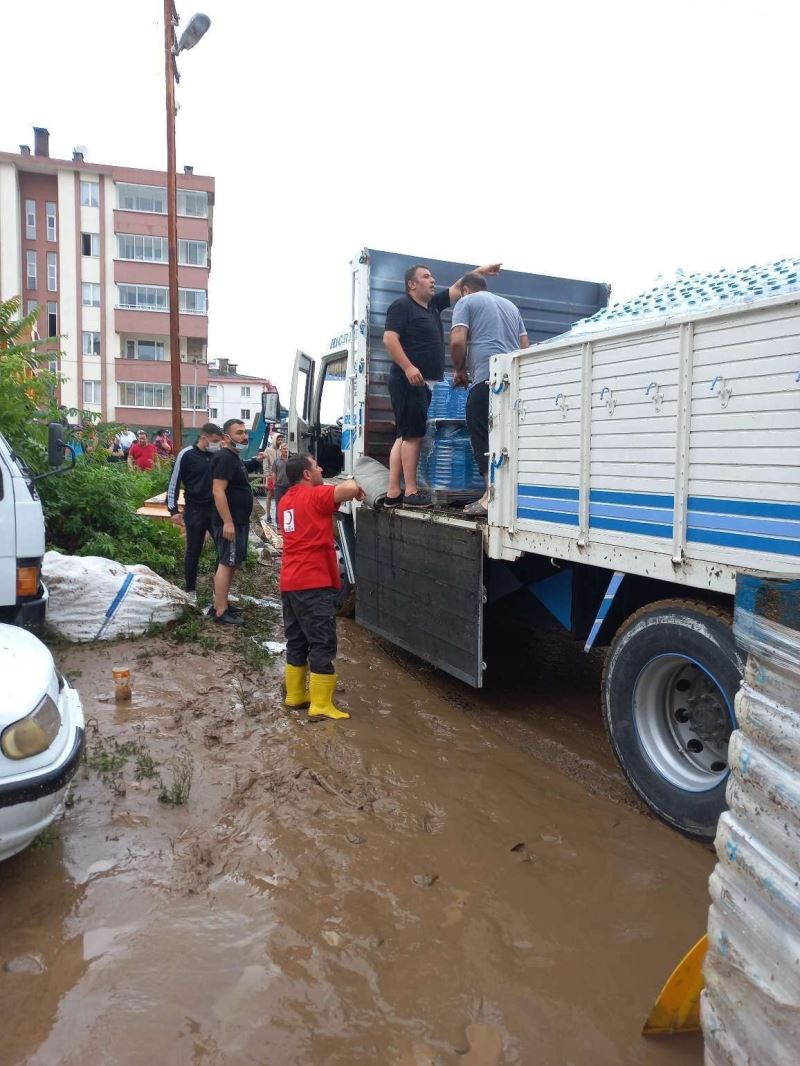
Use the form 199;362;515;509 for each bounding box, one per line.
0;623;84;861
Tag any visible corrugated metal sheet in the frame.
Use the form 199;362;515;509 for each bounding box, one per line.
702;573;800;1065
364;248;609;465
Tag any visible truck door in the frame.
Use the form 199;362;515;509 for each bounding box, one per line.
288;350;315;455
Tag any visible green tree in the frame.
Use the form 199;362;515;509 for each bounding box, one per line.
0;295;60;468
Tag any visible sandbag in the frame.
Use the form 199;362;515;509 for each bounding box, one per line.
42;551;188;641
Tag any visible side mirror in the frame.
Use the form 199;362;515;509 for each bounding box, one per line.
262;392;279;421
47;422;65;468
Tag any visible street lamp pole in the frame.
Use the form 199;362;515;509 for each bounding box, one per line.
164;0;181;447
163;4;210;447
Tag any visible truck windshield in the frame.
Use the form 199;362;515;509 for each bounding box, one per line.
319;355;347;426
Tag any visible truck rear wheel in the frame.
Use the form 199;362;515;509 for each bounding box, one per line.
602;599;742;839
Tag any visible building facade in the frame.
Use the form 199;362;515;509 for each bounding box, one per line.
0;127;214;428
207;358;276;430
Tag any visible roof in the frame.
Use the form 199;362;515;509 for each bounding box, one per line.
208;371;274;385
570;256;800;335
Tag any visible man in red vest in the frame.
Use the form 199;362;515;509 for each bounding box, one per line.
278;454;365;721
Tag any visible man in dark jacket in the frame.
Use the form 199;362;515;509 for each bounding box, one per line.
167;422;223;605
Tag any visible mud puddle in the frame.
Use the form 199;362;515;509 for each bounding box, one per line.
1;566;712;1065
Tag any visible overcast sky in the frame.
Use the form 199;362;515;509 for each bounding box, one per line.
3;0;799;401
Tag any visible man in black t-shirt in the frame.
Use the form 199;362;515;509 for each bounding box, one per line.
210;418;263;625
383;261;501;507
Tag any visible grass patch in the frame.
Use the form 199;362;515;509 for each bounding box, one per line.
158;754;194;805
243;637;277;672
172;610;217;651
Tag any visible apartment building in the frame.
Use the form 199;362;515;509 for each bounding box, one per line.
0;126;214;427
207;358;276;430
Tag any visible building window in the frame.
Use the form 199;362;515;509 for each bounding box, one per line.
47;252;58;292
26;251;37;290
83;380;102;405
46;202;57;242
116;183;166;213
81;232;100;257
117;234;167;262
178;238;208;266
80;180;100;207
178;289;207;315
82;282;101;307
125;338;166;361
117;284;168;311
26;299;39;318
186;337;206;362
241;386;251;398
182;385;208;410
209;407;218;420
47;302;58;338
48;357;58;374
25;199;36;239
177;190;208;218
207;384;217;395
82;331;101;356
117;381;171;408
240;408;251;420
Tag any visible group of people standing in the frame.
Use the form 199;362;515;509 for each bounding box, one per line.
167;416;364;722
383;261;527;516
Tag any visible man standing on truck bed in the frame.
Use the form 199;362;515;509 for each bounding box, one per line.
278;454;365;721
167;422;224;606
383;261;501;507
450;273;529;516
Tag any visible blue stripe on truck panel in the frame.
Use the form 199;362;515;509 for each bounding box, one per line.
688;512;800;539
518;485;579;500
688;496;800;521
590;516;674;538
590;488;675;510
687;526;800;557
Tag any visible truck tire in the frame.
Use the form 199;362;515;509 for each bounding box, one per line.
602;599;743;840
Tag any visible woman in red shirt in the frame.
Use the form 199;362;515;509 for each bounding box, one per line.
278;454;364;721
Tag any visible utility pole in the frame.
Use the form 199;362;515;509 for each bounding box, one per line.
164;0;182;446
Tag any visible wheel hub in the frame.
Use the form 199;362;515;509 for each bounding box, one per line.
633;654;733;792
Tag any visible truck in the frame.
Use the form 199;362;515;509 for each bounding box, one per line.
0;423;72;627
288;247;800;839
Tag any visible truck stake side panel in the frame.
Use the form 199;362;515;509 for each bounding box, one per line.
355;508;485;687
490;294;800;590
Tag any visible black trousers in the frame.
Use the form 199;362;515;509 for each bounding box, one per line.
282;588;337;674
466;381;490;477
183;502;214;592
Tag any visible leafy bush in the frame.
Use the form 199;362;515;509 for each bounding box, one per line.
39;453;185;577
0;296;60;470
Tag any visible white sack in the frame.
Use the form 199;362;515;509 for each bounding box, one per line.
43;551;188;641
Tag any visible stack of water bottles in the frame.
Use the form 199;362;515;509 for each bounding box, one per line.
417;379;484;495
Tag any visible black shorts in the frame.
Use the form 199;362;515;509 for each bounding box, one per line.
388;376;432;440
212;522;249;567
466;381;490;476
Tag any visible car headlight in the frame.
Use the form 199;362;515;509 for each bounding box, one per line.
1;694;62;759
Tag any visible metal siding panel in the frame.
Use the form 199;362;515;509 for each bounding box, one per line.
355;508;485;687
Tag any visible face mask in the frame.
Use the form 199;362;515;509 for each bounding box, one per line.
234;442;248;452
207;442;221;452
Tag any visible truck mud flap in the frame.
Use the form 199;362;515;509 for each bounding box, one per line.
355;509;484;687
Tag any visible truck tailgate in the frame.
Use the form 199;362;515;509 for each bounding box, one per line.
355;509;484;687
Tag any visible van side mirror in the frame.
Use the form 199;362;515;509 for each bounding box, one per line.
47;422;65;467
262;392;279;421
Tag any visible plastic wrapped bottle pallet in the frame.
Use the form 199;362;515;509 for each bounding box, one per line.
701;574;800;1066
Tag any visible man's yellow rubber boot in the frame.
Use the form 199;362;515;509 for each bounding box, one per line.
308;673;350;721
284;663;310;708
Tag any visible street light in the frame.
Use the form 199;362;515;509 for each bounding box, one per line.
164;4;211;447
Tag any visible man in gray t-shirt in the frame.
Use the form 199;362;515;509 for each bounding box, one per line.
450;275;529;516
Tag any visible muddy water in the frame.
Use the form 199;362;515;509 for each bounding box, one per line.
1;617;712;1065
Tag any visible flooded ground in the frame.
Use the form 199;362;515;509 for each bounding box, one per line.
1;560;713;1065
